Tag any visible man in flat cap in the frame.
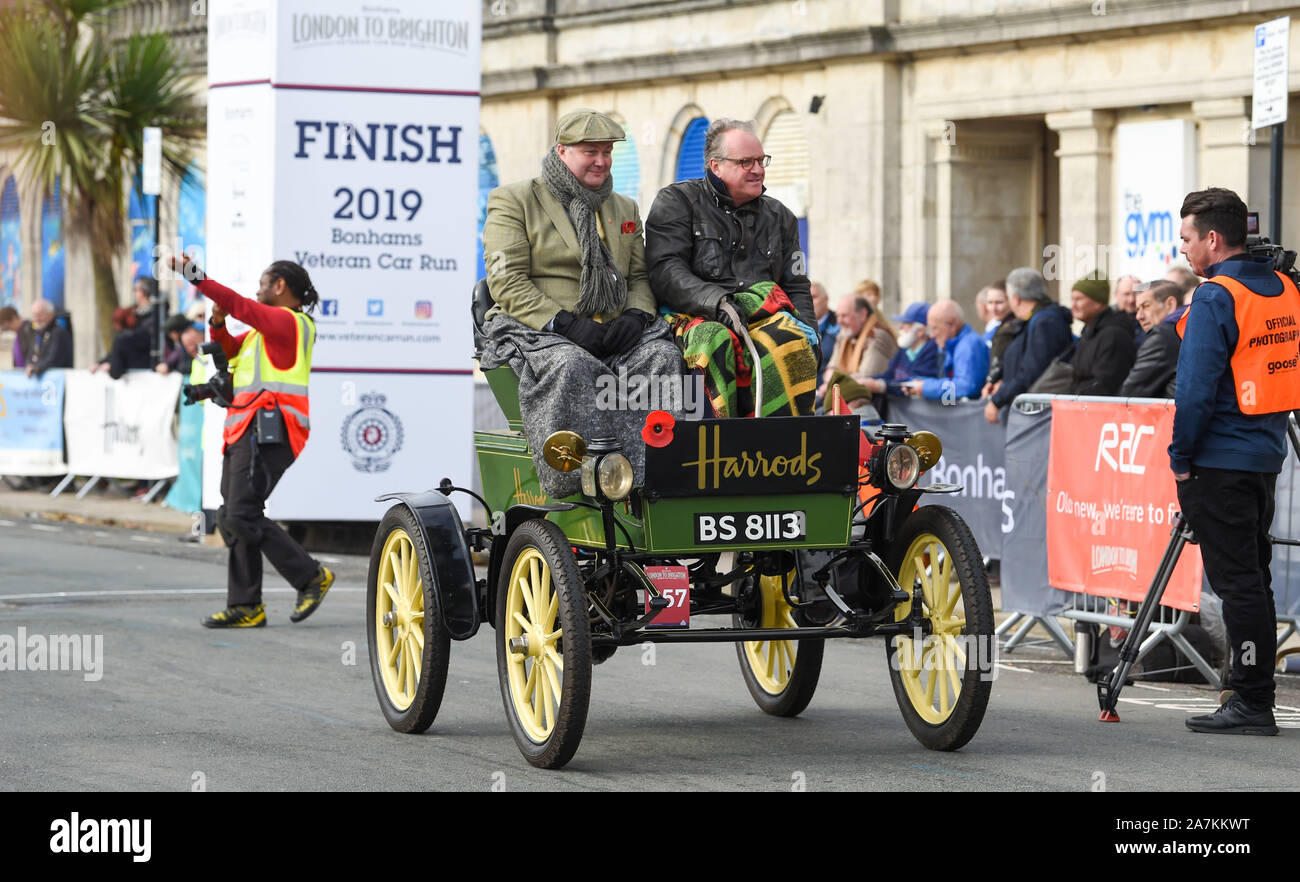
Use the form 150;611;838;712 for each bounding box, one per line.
480;109;684;497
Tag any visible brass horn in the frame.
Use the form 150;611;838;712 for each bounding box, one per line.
542;431;588;472
906;431;943;472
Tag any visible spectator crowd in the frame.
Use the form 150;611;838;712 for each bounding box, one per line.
807;262;1201;424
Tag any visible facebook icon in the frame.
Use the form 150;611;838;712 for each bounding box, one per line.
320;299;339;316
1257;25;1266;47
367;299;383;316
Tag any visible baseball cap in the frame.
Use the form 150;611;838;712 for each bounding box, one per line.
893;302;930;326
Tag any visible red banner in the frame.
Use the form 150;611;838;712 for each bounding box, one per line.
1046;400;1203;611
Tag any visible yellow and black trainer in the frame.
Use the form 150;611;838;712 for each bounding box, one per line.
201;604;267;629
290;566;335;623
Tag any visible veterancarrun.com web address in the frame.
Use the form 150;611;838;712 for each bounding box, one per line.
316;331;441;345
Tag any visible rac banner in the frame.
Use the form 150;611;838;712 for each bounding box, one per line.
1046;399;1203;612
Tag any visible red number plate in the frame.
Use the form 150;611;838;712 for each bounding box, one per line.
644;565;690;629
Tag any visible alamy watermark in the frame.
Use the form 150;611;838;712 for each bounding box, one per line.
49;813;150;862
595;369;706;419
889;629;998;683
0;627;103;681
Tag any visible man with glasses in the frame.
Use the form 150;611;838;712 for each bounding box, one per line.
645;118;818;416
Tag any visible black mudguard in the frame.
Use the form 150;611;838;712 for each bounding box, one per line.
375;490;479;641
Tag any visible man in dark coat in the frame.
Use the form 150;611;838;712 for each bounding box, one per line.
645;118;813;325
1120;280;1184;398
23;299;72;378
983;267;1073;422
1066;273;1139;395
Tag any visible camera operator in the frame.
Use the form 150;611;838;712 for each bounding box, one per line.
1171;187;1297;735
167;253;334;629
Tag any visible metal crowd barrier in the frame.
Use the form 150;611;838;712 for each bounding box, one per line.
1002;394;1220;685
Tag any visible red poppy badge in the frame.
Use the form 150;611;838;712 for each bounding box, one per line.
641;410;676;448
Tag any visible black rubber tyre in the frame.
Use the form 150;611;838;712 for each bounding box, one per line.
885;506;994;751
367;505;451;734
734;573;825;717
495;519;592;769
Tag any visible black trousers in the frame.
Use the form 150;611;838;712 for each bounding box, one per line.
218;431;318;607
1176;467;1278;709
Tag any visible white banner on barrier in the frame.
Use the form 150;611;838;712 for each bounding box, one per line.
0;370;67;476
64;371;182;480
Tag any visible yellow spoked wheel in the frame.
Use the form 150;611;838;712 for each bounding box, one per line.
495;519;591;769
367;505;450;733
734;571;824;717
886;506;993;751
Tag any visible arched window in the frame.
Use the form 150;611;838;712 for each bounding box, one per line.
610;123;640;203
477;131;499;282
0;175;21;307
177;166;206;317
41;178;64;310
762;109;812;266
674;116;709;182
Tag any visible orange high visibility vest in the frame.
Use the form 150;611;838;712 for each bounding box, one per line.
1177;271;1300;415
223;310;314;456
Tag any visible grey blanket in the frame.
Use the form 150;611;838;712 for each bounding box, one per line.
481;314;687;497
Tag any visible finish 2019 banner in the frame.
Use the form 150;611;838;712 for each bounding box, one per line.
205;0;479;520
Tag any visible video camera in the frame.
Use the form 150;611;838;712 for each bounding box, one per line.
181;341;234;407
1245;211;1300;287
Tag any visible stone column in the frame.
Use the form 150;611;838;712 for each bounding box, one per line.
1045;109;1114;302
1192;98;1269;213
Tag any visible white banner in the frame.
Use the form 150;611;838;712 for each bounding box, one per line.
204;0;480;520
0;369;67;476
1112;119;1197;283
64;371;182;480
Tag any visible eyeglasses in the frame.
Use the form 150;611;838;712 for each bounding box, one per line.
718;155;772;170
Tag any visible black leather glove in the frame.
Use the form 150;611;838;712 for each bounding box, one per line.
552;310;608;358
603;309;654;356
714;296;743;335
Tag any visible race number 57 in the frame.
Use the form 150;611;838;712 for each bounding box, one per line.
644;565;690;629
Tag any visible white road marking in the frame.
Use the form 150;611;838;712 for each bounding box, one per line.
0;520;17;527
995;662;1035;674
129;535;161;544
0;587;363;601
318;555;342;564
29;524;62;532
1130;683;1173;692
1118;696;1300;728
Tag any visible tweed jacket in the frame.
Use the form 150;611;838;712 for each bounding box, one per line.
483;176;657;330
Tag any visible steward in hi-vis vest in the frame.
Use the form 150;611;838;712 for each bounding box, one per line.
170;254;335;631
224;309;315;457
1169;187;1288;737
1176;271;1300;416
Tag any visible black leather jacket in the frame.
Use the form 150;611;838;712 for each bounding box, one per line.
644;174;813;324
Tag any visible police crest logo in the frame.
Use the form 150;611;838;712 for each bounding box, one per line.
340;391;404;472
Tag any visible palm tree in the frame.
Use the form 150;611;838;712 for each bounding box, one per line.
0;0;203;351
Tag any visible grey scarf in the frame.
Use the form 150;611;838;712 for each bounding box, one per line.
542;147;627;317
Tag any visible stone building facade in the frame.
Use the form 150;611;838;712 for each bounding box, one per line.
480;0;1300;316
3;0;1300;366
